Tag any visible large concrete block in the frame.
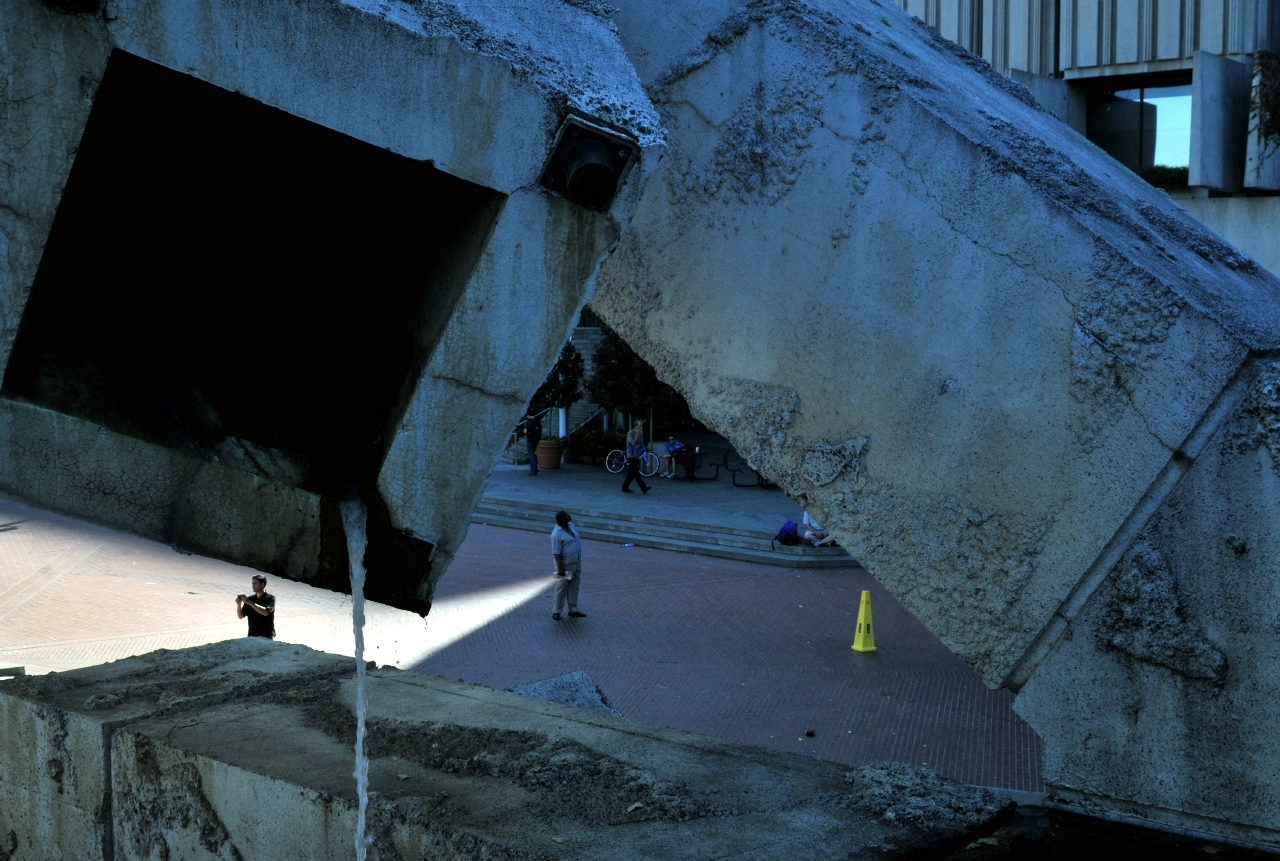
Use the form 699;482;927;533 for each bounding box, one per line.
598;0;1275;686
376;187;622;582
597;1;1280;845
0;0;661;611
0;645;1010;859
0;639;351;861
0;400;327;580
1015;356;1280;848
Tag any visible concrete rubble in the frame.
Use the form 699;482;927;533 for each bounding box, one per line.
0;640;1011;860
5;0;1280;852
509;669;623;716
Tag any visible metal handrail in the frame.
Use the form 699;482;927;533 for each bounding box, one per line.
567;406;604;435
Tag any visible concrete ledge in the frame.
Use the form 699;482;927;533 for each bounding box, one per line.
1044;788;1280;854
0;640;352;861
1;642;1012;860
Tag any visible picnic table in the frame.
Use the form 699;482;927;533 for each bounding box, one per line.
670;449;724;481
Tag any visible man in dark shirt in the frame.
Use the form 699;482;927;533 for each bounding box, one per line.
236;575;276;639
520;414;543;476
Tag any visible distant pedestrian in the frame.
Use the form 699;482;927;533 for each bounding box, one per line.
621;420;651;494
551;510;586;620
236;575;276;639
520;414;543;476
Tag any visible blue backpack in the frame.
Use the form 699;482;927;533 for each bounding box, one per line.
772;520;800;549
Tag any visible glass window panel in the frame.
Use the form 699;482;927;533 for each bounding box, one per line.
1143;84;1191;167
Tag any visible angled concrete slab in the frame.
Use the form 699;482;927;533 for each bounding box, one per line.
598;0;1280;847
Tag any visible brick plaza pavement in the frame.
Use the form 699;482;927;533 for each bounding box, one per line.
0;494;1043;793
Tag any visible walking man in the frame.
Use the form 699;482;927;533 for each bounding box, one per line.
551;510;586;620
236;575;276;639
620;419;651;494
521;413;543;476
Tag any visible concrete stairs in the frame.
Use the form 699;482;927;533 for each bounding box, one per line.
502;327;606;466
470;498;856;568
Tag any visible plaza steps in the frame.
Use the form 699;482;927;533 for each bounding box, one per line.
470;499;856;569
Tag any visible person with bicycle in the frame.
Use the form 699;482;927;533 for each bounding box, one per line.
621;419;651;494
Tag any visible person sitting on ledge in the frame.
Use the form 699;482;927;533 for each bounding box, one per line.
660;436;686;478
802;511;837;547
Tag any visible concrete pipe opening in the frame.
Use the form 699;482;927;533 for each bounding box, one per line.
1;51;506;610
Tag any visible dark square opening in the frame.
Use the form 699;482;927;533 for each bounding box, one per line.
3;50;505;497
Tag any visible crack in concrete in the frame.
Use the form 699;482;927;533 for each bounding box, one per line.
888;137;1177;454
429;373;524;404
0;202;36;224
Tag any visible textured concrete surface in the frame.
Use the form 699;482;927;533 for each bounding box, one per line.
7;0;1280;849
598;0;1275;688
0;639;351;861
1176;194;1280;277
0;640;1013;860
509;670;623;716
1015;357;1280;848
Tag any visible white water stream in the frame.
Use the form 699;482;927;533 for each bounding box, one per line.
339;499;371;861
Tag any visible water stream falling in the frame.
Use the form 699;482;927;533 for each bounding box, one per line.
340;498;371;861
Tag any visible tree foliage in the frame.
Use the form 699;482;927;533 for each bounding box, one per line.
531;340;585;413
585;326;668;416
1254;50;1280;156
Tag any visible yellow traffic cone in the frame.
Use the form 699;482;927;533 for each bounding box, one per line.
851;589;876;652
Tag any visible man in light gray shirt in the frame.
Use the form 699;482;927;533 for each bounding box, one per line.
551;510;586;620
803;511;836;547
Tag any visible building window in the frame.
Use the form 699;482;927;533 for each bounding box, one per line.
1086;80;1192;187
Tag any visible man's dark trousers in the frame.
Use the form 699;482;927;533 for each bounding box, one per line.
526;438;539;475
621;457;648;492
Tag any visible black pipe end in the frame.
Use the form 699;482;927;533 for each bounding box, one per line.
540;116;638;212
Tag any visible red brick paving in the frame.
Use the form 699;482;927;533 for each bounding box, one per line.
0;496;1043;792
418;523;1044;792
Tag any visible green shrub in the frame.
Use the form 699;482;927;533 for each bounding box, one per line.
1254;50;1280;157
1140;165;1188;191
570;426;624;458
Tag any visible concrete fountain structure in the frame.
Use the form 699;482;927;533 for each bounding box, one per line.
4;0;1280;855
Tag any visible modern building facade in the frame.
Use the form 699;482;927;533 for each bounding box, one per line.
899;0;1280;272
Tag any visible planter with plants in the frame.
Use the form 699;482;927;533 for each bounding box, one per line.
528;341;585;469
535;438;565;469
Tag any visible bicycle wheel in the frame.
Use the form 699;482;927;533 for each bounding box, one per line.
640;452;660;477
605;450;627;473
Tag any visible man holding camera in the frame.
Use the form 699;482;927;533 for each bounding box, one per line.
236;575;276;639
